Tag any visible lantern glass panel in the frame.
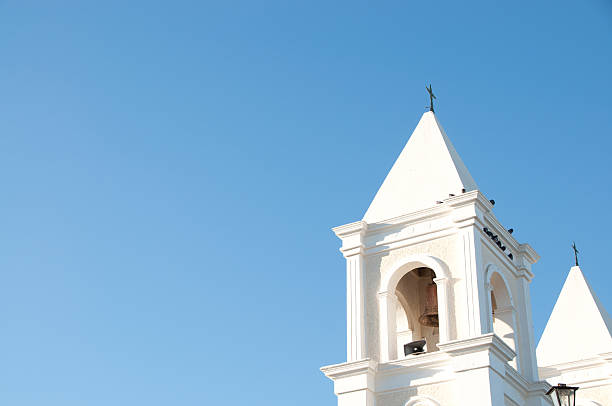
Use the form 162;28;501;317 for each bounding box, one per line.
550;392;560;406
557;387;575;406
547;385;577;406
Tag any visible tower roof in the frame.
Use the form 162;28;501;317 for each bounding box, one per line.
363;111;478;223
536;266;612;367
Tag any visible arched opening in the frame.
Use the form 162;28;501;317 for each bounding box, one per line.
488;271;518;368
394;267;440;358
379;255;451;362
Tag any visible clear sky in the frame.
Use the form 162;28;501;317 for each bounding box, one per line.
1;1;611;405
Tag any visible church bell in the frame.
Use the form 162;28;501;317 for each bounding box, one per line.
418;281;439;327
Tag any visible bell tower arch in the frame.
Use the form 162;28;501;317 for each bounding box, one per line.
378;254;452;361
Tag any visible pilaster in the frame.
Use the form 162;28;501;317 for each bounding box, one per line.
321;359;377;406
333;221;368;361
515;275;539;381
439;334;517;406
378;291;398;362
460;225;486;337
433;276;451;344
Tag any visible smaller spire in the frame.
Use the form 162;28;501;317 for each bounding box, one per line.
426;84;436;113
537;265;612;367
572;241;579;266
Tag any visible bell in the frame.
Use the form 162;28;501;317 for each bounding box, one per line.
418;282;439;327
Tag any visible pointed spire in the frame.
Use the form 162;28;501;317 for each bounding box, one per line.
537;266;612;367
363;112;478;223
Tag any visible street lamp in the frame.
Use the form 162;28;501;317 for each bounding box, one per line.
546;383;579;406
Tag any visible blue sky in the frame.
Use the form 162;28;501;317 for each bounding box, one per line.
1;1;611;405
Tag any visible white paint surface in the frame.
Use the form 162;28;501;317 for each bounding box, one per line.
363;111;477;223
537;266;612;406
537;266;612;367
322;112;612;405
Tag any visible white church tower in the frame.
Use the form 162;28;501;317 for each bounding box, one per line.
321;111;552;405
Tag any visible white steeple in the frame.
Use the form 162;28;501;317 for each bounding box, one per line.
323;110;549;406
363;111;478;223
537;265;612;367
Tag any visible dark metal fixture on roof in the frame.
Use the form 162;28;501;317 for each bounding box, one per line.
404;340;426;356
489;199;496;206
426;84;436;113
572;242;579;267
507;228;514;234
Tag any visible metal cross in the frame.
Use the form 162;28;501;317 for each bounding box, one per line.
426;84;436;113
572;241;579;266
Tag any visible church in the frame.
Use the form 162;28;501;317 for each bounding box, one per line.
320;105;612;406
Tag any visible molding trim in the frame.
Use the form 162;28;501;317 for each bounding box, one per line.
320;359;378;380
438;333;516;362
332;220;367;238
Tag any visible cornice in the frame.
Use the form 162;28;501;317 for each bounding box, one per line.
448;190;492;211
504;364;531;394
331;190;540;271
538;354;612;389
438;333;516;363
360;191;484;234
332;220;367;239
480;236;524;278
378;351;450;374
476;215;538;280
320;358;378;380
518;243;540;264
538;353;612;375
526;381;552;398
481;210;520;251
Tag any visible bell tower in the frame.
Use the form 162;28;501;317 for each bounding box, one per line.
321;111;551;406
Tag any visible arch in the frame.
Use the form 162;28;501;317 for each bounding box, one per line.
395;289;417;343
405;395;441;406
381;254;451;293
485;264;519;370
378;254;452;361
484;264;515;306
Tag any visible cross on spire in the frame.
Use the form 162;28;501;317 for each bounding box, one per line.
572;241;579;266
426;84;436;113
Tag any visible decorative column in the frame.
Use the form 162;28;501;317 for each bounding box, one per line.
450;196;488;339
378;291;398;361
462;226;486;337
433;276;451;343
515;244;540;381
484;281;494;333
333;221;368;362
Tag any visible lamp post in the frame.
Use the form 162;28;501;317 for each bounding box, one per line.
546;383;579;406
